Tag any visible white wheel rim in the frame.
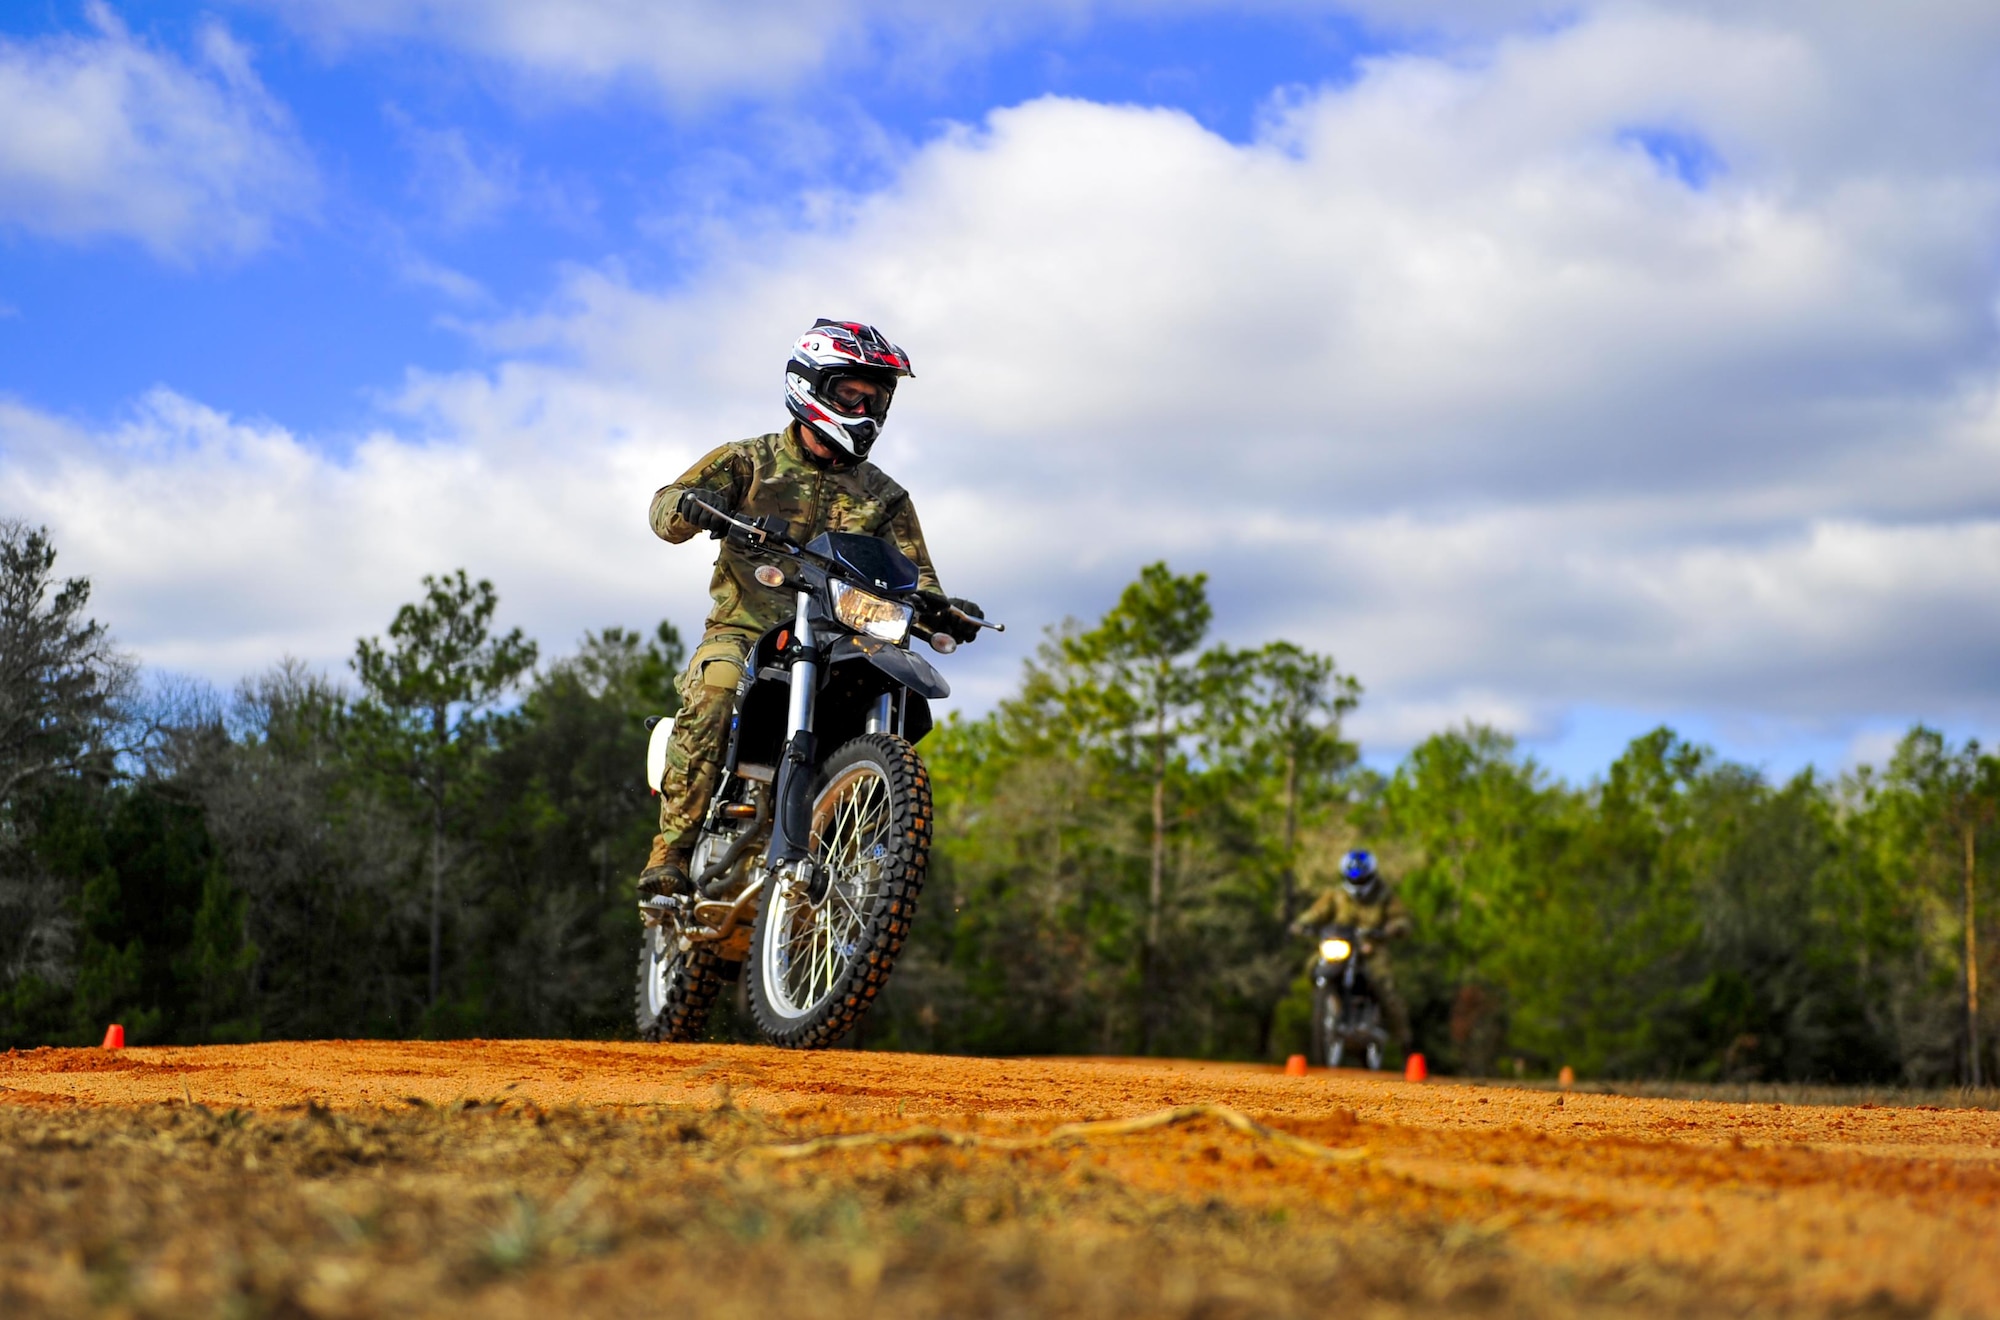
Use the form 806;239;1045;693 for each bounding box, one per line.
761;763;891;1019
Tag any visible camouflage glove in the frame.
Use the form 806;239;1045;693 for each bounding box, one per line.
943;597;985;645
677;488;734;536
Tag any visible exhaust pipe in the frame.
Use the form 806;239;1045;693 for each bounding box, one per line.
688;875;765;943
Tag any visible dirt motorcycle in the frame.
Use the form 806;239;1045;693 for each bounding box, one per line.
635;496;998;1049
1310;924;1390;1070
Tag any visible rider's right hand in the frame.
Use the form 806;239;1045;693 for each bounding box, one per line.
678;488;734;536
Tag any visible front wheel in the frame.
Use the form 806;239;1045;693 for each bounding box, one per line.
747;733;931;1049
1312;983;1341;1068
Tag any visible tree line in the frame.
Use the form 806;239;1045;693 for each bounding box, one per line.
0;522;1992;1085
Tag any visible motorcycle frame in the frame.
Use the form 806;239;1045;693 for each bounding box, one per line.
709;544;952;876
1313;924;1387;1051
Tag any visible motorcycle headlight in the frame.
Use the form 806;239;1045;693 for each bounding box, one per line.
830;580;912;644
1319;937;1352;962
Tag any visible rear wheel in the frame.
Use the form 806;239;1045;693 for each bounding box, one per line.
747;734;930;1049
635;924;725;1042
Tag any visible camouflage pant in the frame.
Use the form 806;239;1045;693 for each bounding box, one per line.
655;627;756;851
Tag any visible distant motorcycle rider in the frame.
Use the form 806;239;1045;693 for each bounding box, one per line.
639;319;983;899
1293;849;1414;1050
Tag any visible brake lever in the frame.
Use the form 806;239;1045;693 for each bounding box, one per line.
705;504;792;552
947;606;1005;633
726;520;773;549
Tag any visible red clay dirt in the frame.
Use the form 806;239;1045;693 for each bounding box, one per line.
5;1040;1999;1317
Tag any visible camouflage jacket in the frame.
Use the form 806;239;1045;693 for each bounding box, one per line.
1297;885;1413;941
650;425;945;636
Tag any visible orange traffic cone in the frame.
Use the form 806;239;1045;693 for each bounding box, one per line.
101;1023;124;1050
1558;1065;1575;1090
1403;1052;1428;1082
1284;1054;1308;1077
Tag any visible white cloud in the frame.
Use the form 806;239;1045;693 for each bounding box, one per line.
8;1;2000;763
395;249;487;302
387;107;519;230
0;388;714;684
242;0;2000;142
254;0;848;105
0;4;315;259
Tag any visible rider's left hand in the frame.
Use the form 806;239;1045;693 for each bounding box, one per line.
943;597;985;644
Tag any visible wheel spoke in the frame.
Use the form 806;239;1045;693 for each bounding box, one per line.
764;759;899;1019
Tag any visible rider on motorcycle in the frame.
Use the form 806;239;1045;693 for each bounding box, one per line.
1293;849;1414;1050
639;319;983;899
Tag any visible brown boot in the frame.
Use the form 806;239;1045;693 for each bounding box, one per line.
637;836;693;900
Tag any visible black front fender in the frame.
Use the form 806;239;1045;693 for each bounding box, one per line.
827;635;951;701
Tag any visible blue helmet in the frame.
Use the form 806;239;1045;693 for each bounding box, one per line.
1340;849;1378;894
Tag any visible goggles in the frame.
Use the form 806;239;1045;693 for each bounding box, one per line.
824;373;894;421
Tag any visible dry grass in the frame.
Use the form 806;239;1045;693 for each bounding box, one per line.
1;1095;1795;1320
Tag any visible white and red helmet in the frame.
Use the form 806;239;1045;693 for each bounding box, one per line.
784;319;914;464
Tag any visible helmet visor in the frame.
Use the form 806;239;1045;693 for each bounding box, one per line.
824;372;895;422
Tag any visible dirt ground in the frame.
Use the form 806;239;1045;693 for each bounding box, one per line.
4;1041;1998;1318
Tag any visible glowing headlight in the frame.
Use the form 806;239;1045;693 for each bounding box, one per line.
830;580;912;643
1319;938;1353;962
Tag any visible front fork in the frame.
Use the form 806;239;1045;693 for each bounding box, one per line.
767;591;819;871
765;597;903;889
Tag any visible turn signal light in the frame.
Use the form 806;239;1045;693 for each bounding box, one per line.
754;564;786;588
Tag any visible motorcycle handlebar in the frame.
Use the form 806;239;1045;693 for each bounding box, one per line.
687;492;1009;632
687;495;794;554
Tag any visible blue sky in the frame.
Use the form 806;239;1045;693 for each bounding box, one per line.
3;0;1999;786
0;3;1394;430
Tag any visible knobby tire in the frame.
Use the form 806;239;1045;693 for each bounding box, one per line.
635;926;727;1043
747;733;931;1049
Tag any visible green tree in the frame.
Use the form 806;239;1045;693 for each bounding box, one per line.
468;622;683;1036
1370;725;1570;1073
1201;640;1361;925
1937;748;1998;1087
1059;563;1211;1050
0;521;139;1046
353;571;537;1011
0;520;134;806
1843;729;1999;1084
1194;641;1361;1056
186;661;423;1039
